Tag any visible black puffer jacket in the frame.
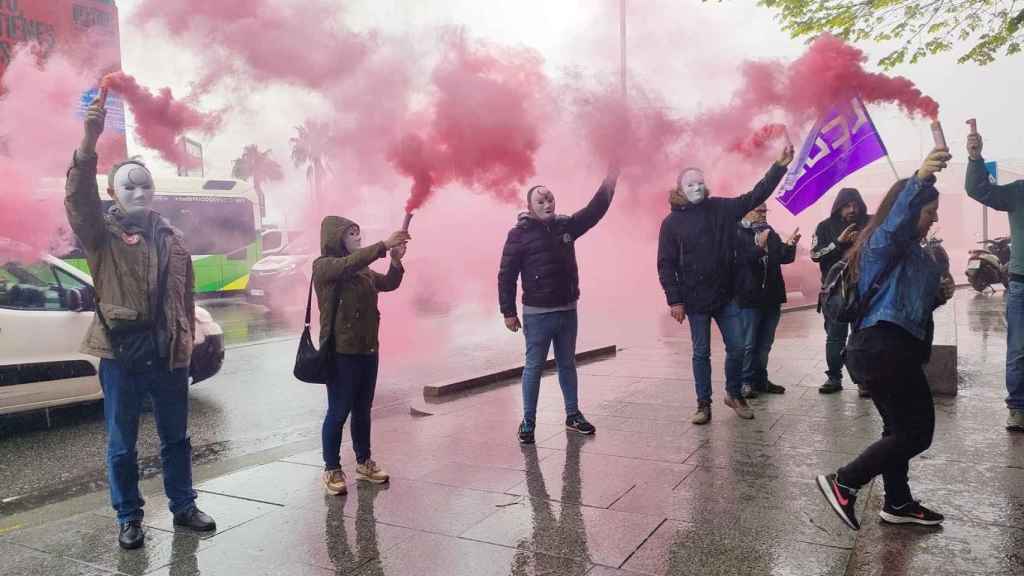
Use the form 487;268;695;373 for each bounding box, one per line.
498;179;616;317
734;223;796;308
657;163;787;314
810;187;870;280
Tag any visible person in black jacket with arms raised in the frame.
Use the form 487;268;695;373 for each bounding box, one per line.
498;165;620;444
657;144;794;424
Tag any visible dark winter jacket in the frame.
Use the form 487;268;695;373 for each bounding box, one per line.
312;216;403;355
656;163;787;314
498;178;616;317
810;188;870;280
734;223;796;308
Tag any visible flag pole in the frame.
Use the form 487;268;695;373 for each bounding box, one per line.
857;97;900;180
885;154;900;180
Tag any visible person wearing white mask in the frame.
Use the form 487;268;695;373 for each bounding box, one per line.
65;97;215;550
657;145;794;424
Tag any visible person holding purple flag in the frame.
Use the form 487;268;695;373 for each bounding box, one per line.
657;143;794;424
811;189;872;396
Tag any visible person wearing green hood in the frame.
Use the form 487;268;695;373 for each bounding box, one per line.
312;216;410;496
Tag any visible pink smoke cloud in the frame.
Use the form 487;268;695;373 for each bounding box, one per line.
0;48;87;260
101;71;220;167
390;32;550;212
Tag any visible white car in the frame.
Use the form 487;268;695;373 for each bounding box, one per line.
0;243;224;416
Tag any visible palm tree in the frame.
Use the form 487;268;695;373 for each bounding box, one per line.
231;145;283;219
290;121;332;204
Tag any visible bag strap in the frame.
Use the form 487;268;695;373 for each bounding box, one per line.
306;258;340;342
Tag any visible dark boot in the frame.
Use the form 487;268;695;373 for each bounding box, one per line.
173;507;216;532
118;519;145;550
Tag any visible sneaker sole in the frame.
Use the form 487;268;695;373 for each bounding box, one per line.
565;425;595;435
324;485;348;496
879;510;942;526
356;474;390;484
816;475;859;531
1007;425;1024;432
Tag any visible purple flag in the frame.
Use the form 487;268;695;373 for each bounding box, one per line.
777;97;888;215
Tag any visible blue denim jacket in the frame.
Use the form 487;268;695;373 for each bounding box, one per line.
857;176;941;343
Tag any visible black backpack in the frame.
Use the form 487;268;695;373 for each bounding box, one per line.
818;251;903;327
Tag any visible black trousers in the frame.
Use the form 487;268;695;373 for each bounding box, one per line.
838;322;934;506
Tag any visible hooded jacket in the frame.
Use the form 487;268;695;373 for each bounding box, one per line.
733;222;796;308
497;178;615;317
312;216;403;355
810;188;870;280
656;163;787;314
64;151;195;370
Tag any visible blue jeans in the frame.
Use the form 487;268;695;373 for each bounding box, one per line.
824;317;850;382
740;305;782;389
99;359;195;525
1006;281;1024;410
323;354;378;470
521;310;579;422
687;300;745;401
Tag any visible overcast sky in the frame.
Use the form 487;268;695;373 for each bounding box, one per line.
114;0;1024;184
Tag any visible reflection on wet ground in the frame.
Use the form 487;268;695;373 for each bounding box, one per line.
4;289;1023;576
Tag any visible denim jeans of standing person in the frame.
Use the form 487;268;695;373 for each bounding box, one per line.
521;310;579;422
687;300;745;401
1006;281;1024;410
323;354;379;470
824;317;850;382
740;305;782;390
837;322;934;506
99;359;196;525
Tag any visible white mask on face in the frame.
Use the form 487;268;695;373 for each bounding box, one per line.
529;187;556;221
679;169;707;205
343;227;362;253
111;163;155;217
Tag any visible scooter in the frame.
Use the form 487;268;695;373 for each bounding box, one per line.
966;236;1011;293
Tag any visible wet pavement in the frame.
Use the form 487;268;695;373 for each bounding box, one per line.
2;289;1024;575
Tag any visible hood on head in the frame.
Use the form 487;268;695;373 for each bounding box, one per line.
830;188;868;221
320;215;358;257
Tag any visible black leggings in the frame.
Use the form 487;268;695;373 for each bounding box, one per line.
838;322;934;506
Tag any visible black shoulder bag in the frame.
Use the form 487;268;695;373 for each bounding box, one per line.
95;252;169;374
293;271;338;384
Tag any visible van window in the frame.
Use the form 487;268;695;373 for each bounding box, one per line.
0;262;74;310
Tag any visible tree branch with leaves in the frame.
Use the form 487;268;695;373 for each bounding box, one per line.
758;0;1024;67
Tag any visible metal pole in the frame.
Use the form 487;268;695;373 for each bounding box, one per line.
619;0;627;100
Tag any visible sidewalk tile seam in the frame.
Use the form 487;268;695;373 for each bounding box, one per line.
615;517;669;571
192;488;289;508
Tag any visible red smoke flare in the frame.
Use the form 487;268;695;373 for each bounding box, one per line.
729;123;788;158
390;33;549;212
101;71;220;166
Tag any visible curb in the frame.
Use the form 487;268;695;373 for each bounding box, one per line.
421;344;618;398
